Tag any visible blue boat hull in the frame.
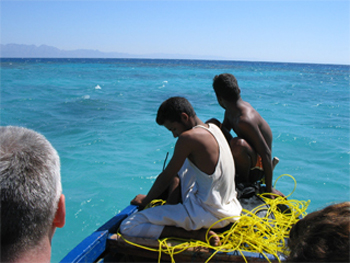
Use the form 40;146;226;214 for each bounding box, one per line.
60;205;138;263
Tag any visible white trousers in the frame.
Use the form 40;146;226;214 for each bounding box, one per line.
119;160;230;239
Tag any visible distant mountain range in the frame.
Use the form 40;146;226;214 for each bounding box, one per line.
0;44;224;60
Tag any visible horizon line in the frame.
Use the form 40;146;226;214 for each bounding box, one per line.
1;43;349;66
1;56;349;67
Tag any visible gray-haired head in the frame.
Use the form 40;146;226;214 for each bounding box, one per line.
0;126;61;261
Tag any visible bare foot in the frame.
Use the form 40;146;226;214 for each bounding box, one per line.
207;230;221;246
160;226;221;246
196;229;221;246
272;157;279;170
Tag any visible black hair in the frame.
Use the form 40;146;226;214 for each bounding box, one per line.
156;97;196;125
213;73;241;101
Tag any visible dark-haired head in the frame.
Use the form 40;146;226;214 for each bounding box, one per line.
287;202;350;262
156;97;196;125
213;73;241;102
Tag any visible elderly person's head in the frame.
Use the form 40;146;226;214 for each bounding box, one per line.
1;126;65;263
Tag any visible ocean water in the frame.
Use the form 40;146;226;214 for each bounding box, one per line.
1;58;349;262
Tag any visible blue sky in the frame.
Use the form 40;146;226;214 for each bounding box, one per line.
1;0;349;64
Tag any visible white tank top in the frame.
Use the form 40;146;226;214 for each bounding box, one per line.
186;123;242;220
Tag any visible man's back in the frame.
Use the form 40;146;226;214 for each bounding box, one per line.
225;100;273;151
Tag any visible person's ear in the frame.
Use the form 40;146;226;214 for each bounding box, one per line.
53;194;66;228
180;113;189;123
217;96;227;109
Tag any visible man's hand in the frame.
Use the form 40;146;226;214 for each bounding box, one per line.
266;188;286;199
131;194;147;207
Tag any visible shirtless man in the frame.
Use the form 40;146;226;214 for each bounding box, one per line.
208;73;282;198
120;97;242;245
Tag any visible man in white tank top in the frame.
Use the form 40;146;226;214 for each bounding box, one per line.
120;97;242;246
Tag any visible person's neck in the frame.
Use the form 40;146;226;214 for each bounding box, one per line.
192;116;205;128
226;98;244;117
13;236;52;263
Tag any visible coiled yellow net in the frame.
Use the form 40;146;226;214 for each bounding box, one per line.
120;174;310;263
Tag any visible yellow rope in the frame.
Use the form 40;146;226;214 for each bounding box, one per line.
120;174;310;263
144;199;167;209
273;173;297;198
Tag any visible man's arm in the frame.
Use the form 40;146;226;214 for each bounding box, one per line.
222;111;232;132
131;134;192;207
206;116;233;144
220;113;236;144
238;121;273;192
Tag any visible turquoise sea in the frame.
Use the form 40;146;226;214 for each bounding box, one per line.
1;58;349;262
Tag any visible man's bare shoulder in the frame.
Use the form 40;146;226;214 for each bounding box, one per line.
239;111;258;124
235;107;262;134
240;103;263;123
181;125;210;138
177;126;214;148
176;129;198;147
237;105;272;139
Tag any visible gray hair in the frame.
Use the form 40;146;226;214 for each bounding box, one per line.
0;126;61;260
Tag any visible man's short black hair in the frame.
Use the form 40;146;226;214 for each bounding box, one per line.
156;97;196;125
213;73;241;101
